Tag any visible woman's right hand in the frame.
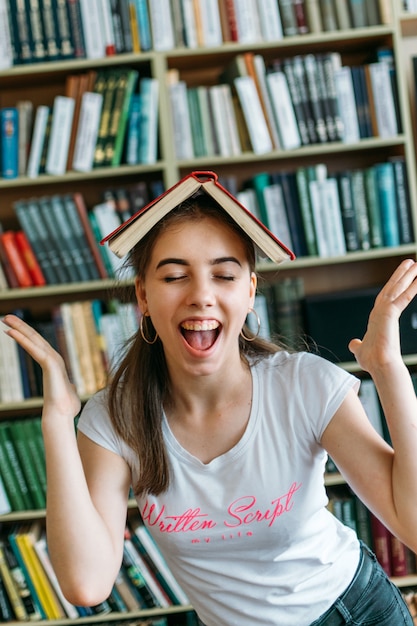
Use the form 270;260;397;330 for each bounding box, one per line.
3;313;81;420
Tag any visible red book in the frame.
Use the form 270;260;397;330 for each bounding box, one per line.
0;231;33;288
370;514;392;576
72;192;109;279
14;231;46;286
390;535;409;578
223;0;239;41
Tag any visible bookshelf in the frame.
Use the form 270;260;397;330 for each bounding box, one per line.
1;0;417;621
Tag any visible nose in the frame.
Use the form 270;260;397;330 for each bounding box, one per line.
186;275;216;308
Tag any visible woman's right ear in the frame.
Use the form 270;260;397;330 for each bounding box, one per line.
134;277;147;313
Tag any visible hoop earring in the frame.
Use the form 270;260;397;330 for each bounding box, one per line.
240;308;261;342
140;314;159;345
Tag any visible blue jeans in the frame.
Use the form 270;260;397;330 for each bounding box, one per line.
310;542;413;625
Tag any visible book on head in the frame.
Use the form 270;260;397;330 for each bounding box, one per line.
101;171;295;264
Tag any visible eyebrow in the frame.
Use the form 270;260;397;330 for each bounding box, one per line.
156;256;242;269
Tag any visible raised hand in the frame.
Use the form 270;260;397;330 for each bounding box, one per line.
3;313;81;420
348;259;417;374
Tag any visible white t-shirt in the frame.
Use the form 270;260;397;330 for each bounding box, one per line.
78;351;362;626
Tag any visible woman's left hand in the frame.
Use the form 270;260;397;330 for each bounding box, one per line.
348;259;417;374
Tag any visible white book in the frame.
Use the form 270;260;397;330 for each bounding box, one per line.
208;85;232;156
367;62;398;138
308;164;331;257
26;105;50;178
168;79;194;159
45;96;75;175
197;0;223;46
233;0;262;42
220;84;242;156
252;55;281;150
100;0;116;54
234;75;273;154
263;183;293;250
333;66;360;144
148;0;175;50
266;70;301;150
322;177;347;256
72;91;103;172
138;77;160;164
78;0;106;58
0;317;25;402
98;312;127;371
255;0;283;40
180;0;198;47
0;0;13;69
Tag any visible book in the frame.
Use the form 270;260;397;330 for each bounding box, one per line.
72;90;103;172
26;105;50;178
265;68;301;150
374;161;400;247
390;156;414;245
110;69;139;166
16;99;33;175
147;0;175;50
67;192;109;280
336;170;360;252
102;171;295;264
0;0;13;68
333;65;360;143
78;0;105;58
365;61;398;138
351;169;371;250
45;95;75;175
0;421;30;509
0;107;19;179
138;76;159;164
363;167;384;248
7;419;46;509
0;540;28;620
0;230;33;288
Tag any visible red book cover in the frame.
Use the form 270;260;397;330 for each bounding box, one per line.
370;514;392;576
0;231;33;288
390;535;409;578
224;0;239;41
15;231;46;286
72;192;109;279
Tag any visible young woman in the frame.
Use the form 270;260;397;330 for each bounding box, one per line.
4;192;417;626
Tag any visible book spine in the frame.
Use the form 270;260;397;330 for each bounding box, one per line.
0;231;33;287
26;104;50;178
45;95;75;175
0;107;19;179
0;0;13;68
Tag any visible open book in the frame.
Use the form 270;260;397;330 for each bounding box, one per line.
100;171;295;264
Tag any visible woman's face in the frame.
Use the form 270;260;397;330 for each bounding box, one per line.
135;216;257;378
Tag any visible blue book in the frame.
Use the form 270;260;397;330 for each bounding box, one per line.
126;93;141;165
134;0;152;51
0;107;19;179
375;162;400;248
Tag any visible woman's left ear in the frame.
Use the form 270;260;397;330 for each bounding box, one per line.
249;272;257;307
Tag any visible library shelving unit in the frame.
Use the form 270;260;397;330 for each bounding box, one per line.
1;0;417;621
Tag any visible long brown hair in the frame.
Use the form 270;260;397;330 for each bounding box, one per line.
107;194;281;496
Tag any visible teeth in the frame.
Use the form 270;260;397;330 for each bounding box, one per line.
181;320;219;331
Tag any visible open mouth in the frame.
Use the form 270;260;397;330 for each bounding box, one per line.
180;320;220;350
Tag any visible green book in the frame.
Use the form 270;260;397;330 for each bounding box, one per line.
111;69;140;167
8;420;46;510
0;424;31;511
364;167;383;248
295;167;318;256
21;419;47;503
